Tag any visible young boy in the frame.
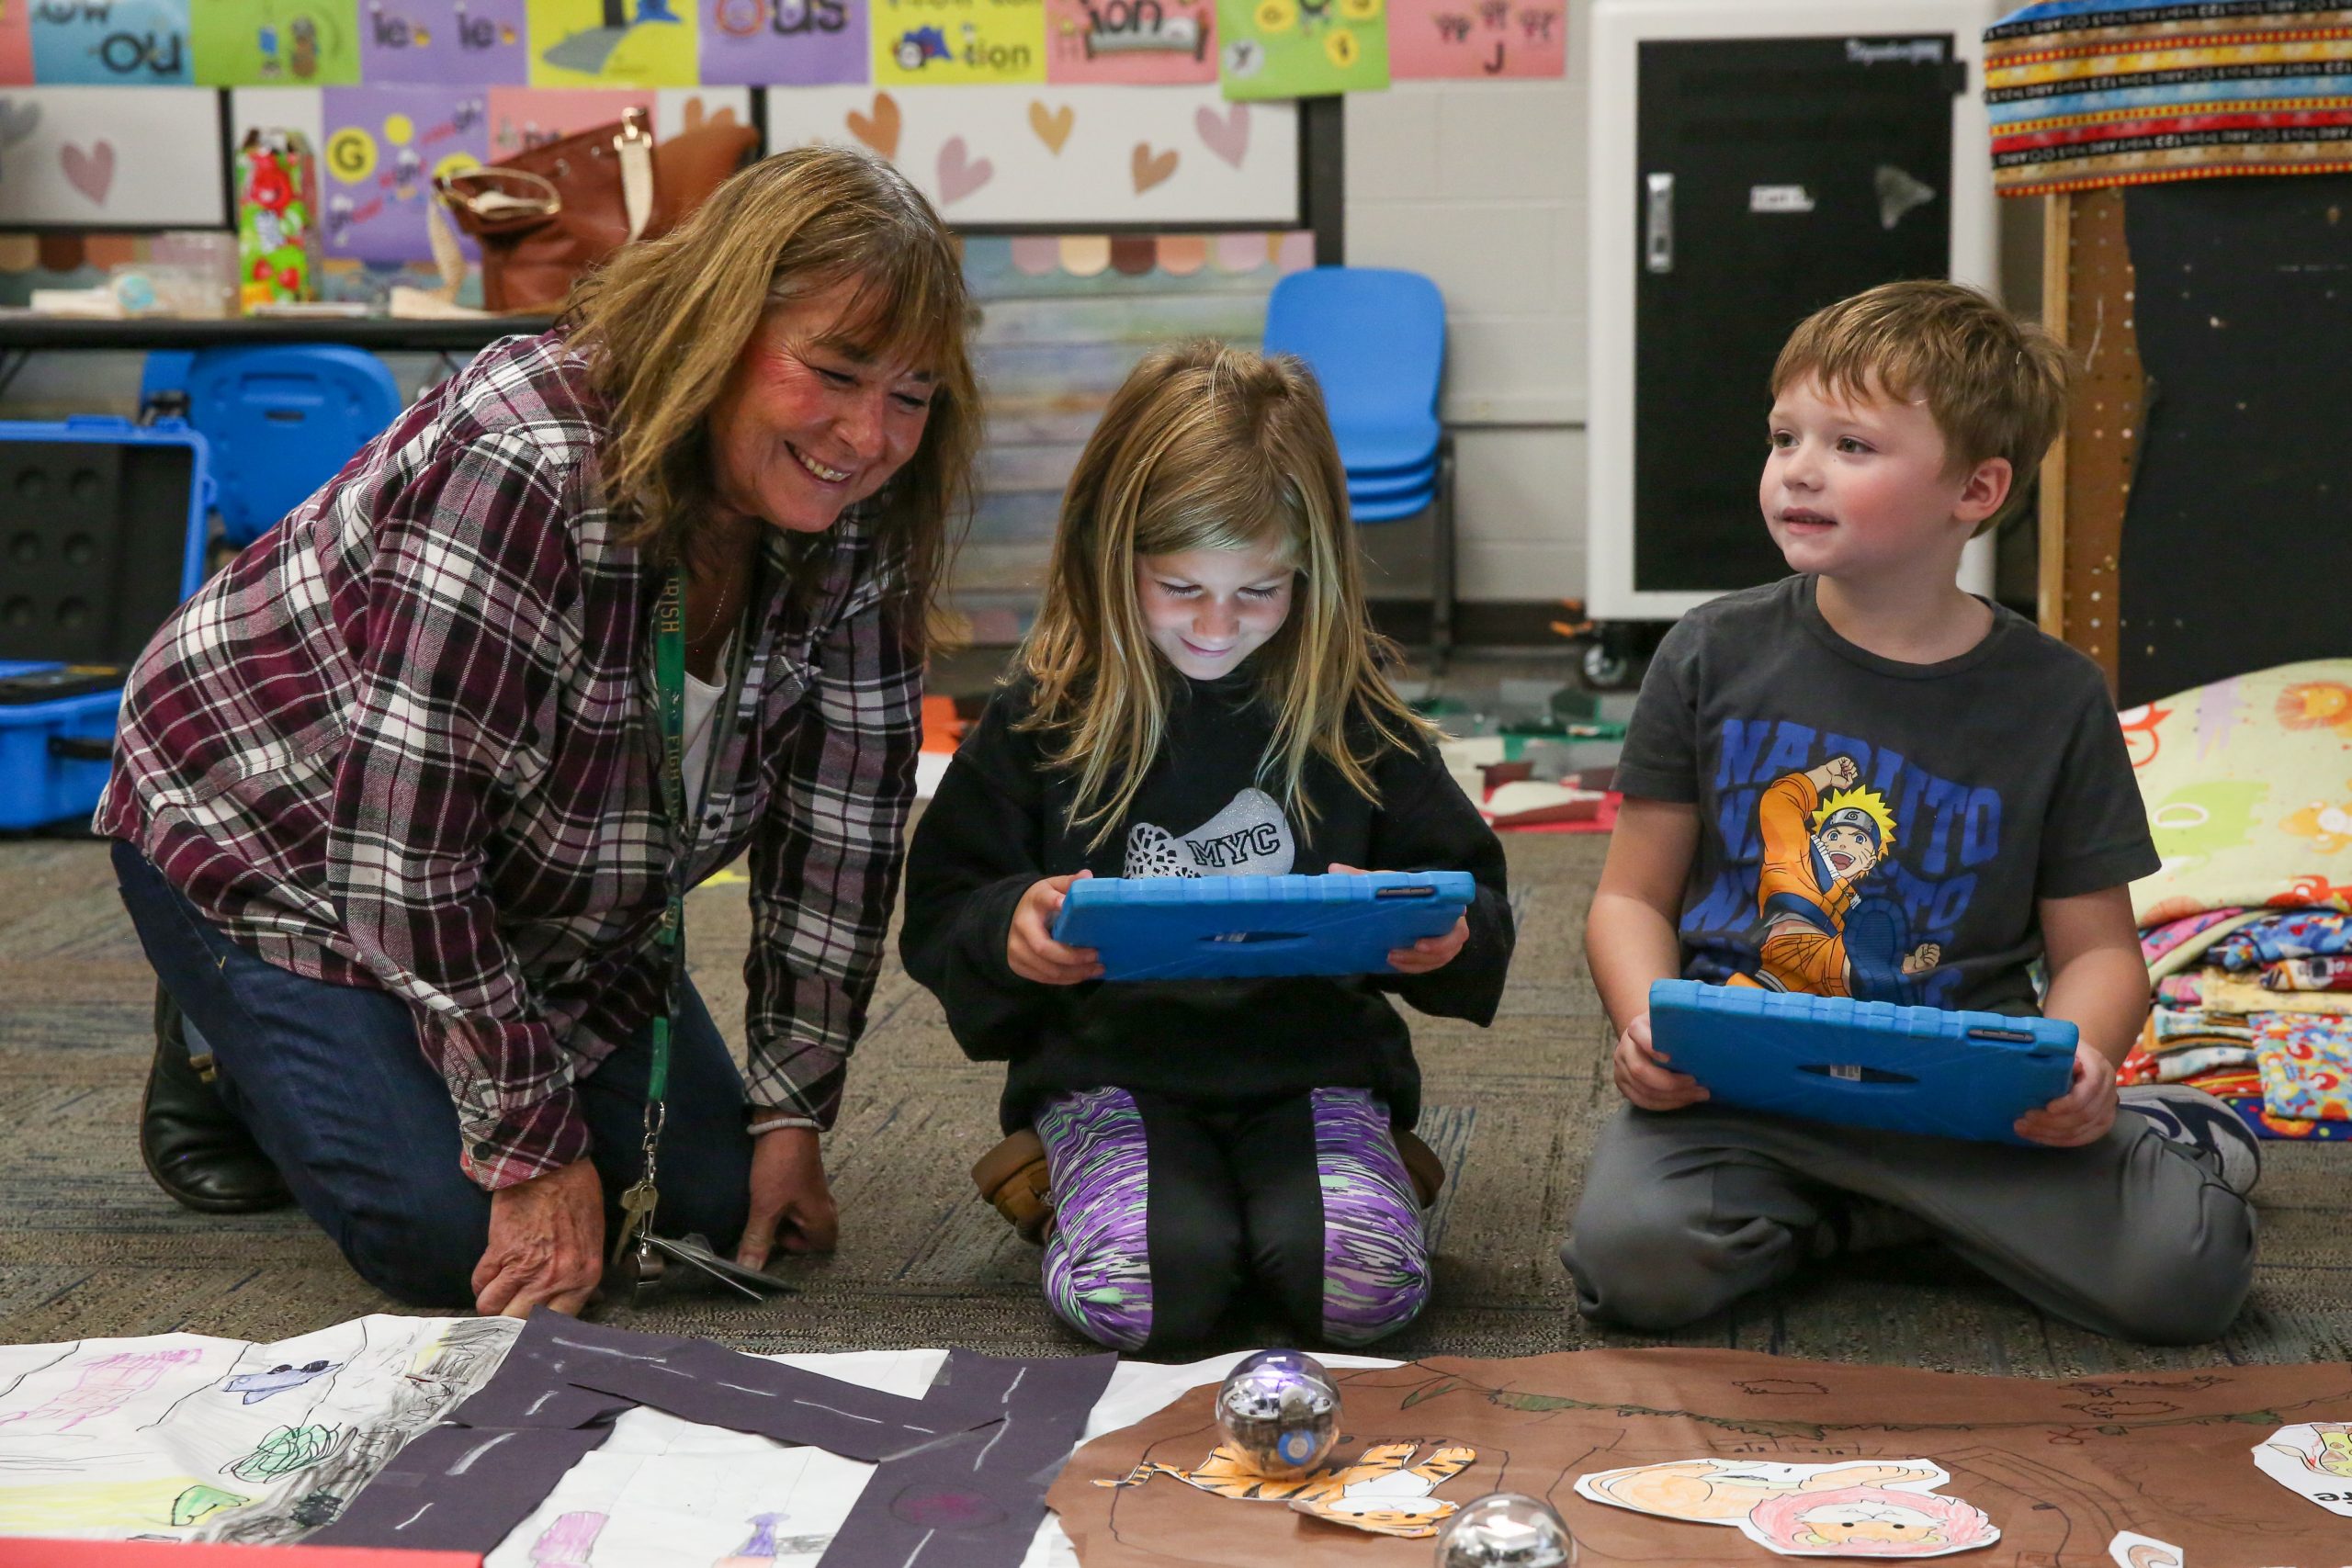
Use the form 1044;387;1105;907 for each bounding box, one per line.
1563;281;2259;1345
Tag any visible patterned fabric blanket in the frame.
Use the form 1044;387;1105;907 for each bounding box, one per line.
1986;1;2352;196
2119;660;2352;1138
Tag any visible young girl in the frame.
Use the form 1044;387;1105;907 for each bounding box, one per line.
900;341;1514;1351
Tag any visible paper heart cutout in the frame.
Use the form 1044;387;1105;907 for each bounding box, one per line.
1131;141;1178;194
937;136;992;206
682;98;740;131
1194;102;1248;168
0;99;40;150
62;141;114;207
1028;100;1073;155
846;92;901;161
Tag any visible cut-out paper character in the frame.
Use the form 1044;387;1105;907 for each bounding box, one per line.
222;1359;340;1404
1285;1443;1476;1537
1575;1458;1951;1525
1739;1484;1999;1559
2254;1422;2352;1517
2108;1531;2186;1568
1101;1438;1476;1531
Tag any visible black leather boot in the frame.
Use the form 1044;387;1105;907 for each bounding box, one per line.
140;985;292;1213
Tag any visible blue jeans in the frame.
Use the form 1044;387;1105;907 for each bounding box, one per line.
112;840;752;1307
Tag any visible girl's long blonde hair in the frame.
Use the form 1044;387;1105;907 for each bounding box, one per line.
1017;340;1435;846
566;145;978;649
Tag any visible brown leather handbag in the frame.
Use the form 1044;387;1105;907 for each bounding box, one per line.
436;108;762;313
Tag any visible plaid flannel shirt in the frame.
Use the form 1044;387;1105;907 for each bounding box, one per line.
96;333;922;1190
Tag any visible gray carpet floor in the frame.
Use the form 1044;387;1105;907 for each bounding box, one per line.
3;823;2346;1375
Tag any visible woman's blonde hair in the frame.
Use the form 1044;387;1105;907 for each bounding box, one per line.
1018;340;1435;847
567;144;978;648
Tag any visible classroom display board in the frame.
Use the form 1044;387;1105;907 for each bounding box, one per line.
763;84;1295;222
2114;174;2352;708
0;0;1555;96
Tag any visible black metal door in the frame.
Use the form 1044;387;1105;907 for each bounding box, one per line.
1634;35;1962;594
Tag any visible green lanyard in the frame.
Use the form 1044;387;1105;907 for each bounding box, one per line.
613;567;691;1268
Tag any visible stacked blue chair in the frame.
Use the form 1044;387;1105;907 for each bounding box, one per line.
1263;266;1456;667
140;345;405;548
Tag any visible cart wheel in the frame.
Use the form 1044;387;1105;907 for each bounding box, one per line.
1583;641;1631;690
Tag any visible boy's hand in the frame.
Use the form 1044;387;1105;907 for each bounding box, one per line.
2015;1041;2117;1147
1329;863;1468;974
1008;873;1103;986
1806;756;1860;794
1612;1011;1709;1111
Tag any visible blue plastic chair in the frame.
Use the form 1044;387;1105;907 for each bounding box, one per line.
141;345;405;547
1264;266;1455;664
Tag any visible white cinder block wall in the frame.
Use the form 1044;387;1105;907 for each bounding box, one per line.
1344;3;1591;609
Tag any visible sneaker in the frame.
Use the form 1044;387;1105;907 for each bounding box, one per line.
2117;1085;2262;1198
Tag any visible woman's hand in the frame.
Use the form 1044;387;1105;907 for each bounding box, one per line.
1008;872;1103;986
2015;1041;2118;1148
473;1159;605;1318
737;1126;839;1271
1611;1011;1709;1112
1327;863;1468;974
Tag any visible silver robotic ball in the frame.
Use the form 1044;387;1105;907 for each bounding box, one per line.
1214;1349;1341;1478
1434;1492;1576;1568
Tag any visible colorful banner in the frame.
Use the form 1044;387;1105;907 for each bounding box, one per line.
1388;0;1556;79
1045;0;1214;85
29;0;190;85
358;0;530;84
699;0;865;85
485;84;651;153
320;84;487;263
526;0;697;85
1216;0;1383;99
193;0;363;85
871;0;1046;86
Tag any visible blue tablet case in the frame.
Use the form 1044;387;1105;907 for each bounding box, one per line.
1646;979;2078;1145
1053;872;1476;982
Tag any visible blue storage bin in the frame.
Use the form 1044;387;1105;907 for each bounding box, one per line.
141;345;403;547
0;417;210;830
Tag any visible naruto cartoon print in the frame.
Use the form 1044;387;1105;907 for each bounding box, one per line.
1733;755;1941;1003
1681;718;2005;1010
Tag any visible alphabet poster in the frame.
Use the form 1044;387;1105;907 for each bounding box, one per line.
699;0;865;85
525;0;697;85
1044;0;1214;85
357;0;531;84
320;84;487;263
0;85;226;224
870;0;1045;86
765;82;1295;224
1387;0;1557;78
191;0;363;85
1214;0;1383;101
0;4;29;85
28;0;190;85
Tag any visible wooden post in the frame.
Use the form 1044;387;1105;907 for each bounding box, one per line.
2037;193;2070;640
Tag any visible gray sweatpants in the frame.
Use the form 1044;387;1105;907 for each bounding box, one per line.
1561;1104;2256;1345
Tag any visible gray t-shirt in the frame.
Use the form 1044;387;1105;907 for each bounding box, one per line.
1618;575;2158;1015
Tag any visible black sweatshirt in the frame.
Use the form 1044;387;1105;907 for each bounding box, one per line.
899;671;1514;1133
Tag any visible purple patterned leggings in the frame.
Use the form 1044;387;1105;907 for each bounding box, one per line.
1032;1086;1430;1352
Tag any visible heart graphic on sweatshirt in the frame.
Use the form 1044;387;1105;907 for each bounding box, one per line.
1125;787;1294;879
